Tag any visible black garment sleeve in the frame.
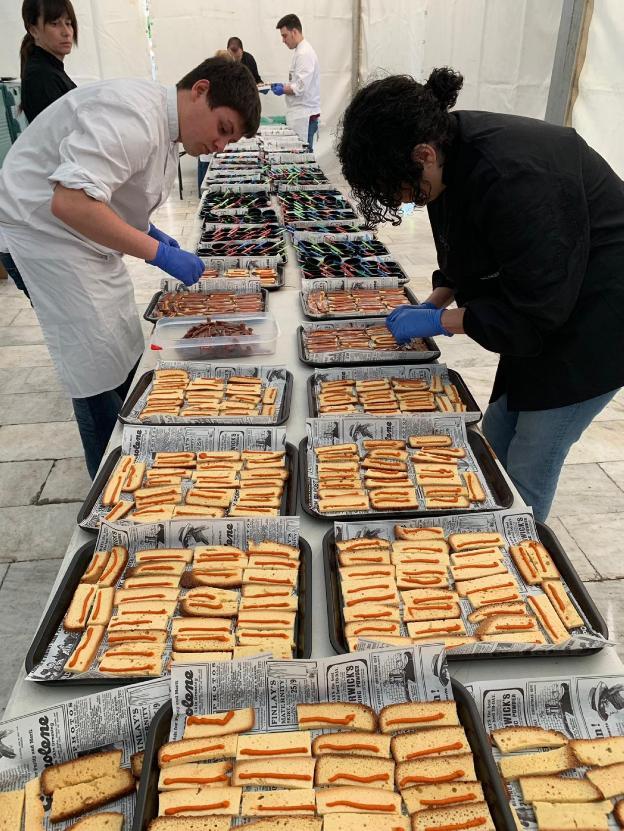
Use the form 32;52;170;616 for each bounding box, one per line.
22;71;70;122
244;53;262;84
463;171;590;357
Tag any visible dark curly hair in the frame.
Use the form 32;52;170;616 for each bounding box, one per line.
337;67;463;226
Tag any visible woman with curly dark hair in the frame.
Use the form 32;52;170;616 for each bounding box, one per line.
338;68;624;522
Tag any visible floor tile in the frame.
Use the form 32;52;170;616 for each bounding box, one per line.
0;309;19;327
0;368;36;394
566;421;624;464
0;504;80;560
0;422;83;461
0;460;53;507
0;345;52;369
543;516;599;581
549;463;624;516
585;580;624;660
600;461;624;491
558;512;624;579
0;325;45;347
39;458;91;504
0;392;74;425
21;366;64;392
12;308;40;326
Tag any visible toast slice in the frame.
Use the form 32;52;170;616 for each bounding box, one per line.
232;757;315;788
542;580;584;629
586;762;624;798
498;745;577;780
519;775;603;803
236;820;322;831
410;802;495;831
41;749;123;794
62;813;123;831
236;731;311;759
311;732;391;758
491;726;569;753
158;786;242;816
183;708;255;739
315;785;402;814
532;800;612;831
49;768;135;822
296;702;377;732
23;776;44;831
0;789;24;831
158;761;233;790
570;737;624;767
401;782;485;814
379;701;459;733
148;819;231;831
475;614;539;637
314;754;395;789
448;533;505;552
240;788;317;816
391;726;469;763
324;816;408;831
395;754;477;789
158;736;237;768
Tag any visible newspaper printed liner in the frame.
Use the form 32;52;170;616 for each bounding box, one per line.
119;362;294;427
25;517;312;685
299;281;421;320
297;318;440;366
467;671;624;831
0;676;170;830
143;283;268;324
300;415;512;521
322;507;609;661
307;363;482;424
77;425;297;531
133;646;516;831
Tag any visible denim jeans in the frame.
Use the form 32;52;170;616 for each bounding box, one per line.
307;117;319;151
197;159;209;195
482;390;619;522
0;251;31;301
72;362;138;479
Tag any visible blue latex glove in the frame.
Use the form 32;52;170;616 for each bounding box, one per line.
148;223;180;248
271;83;285;96
386;305;452;343
147;241;204;286
417;301;438;310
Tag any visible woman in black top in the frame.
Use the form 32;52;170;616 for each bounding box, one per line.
337;68;624;521
20;0;78;123
227;37;263;84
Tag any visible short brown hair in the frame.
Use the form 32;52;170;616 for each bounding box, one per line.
276;13;302;32
177;57;261;138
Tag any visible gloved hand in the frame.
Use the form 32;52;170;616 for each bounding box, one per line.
416;301;438;310
147;242;204;286
386;305;452;343
271;83;285;96
148;223;180;248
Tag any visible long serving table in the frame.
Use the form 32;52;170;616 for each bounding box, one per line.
5;204;622;721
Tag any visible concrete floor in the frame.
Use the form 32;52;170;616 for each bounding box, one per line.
1;162;623;714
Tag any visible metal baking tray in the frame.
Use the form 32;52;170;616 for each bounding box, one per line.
300;285;421;321
118;369;294;427
78;442;299;532
143;287;269;324
25;535;313;685
131;679;515;831
300;259;410;284
298;429;513;522
322;521;608;660
297;325;441;367
306;368;481;424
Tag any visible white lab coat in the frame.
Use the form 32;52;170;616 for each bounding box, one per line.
286;39;320;144
0;79;180;398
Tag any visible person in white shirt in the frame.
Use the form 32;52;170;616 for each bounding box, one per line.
273;13;320;149
0;57;260;477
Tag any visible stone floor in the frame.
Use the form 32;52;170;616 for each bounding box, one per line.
1;161;623;714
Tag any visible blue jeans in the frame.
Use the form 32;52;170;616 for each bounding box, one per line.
197;159;209;195
307;117;319;151
0;251;30;301
482;390;618;522
72;362;138;480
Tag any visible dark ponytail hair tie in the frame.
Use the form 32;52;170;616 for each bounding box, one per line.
424;67;464;111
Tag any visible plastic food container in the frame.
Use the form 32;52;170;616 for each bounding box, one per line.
149;312;280;360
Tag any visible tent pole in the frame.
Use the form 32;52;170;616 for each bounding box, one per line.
545;0;593;125
351;0;362;93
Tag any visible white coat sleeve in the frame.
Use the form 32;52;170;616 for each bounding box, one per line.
290;50;316;98
48;103;156;204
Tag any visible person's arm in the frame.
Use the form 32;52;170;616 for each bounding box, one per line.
50;185;158;259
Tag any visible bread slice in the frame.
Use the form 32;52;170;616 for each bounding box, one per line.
532;800;612;831
480;632;547;644
97;546;129;588
65;814;124;831
49;768;135;822
403;602;462;622
402;782;484;814
338;550;392;566
82;550;111;584
542;580;584;629
115;586;180;604
615;800;624;829
315;785;402;814
339;564;396;581
98;654;162;676
296;702;377;732
236;820;322;831
499;745;577;780
395;754;477;789
448;533;505;552
240;788;317;816
468;585;523;608
410;802;495;831
232;757;315;788
232;645;292;660
147;820;233;831
491;726;569;753
519;775;603;803
173;634;236;652
64;625;105;673
41;749;122;794
23;776;44;831
455;572;516;598
394;525;446;540
158;786;242;816
0;789;24;831
158;736;237;767
391;726;469;763
450;560;508;582
323;816;408;831
64;584;97;631
158;761;232;790
510;540;559;583
314;754;395;789
312;732;391;758
236;731;311;759
130;751;144;779
467;602;527;623
343;603;401;623
236;610;296;630
571;737;624;767
585;762;624;798
345;620;402;639
475;614;539;637
170;651;232;663
407;619;467;639
379;701;459;734
183;707;255;739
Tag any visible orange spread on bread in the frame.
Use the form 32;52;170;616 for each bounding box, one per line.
455;563;498;571
238;618;291;625
67;627;95;668
408;604;454;613
328;773;389;783
399;770;464;786
548;585;566;611
240;747;308;756
518;549;537;578
257;805;315;812
529;541;547;571
426;818;485;831
465;582;513;596
495;622;533;631
188;712;235;726
455;538;494;549
421;794;477;807
353;610;393;619
300;714;355;725
163;775;229;785
406;742;464;759
347;594;395;606
120;608;167;615
140;553;183;561
346;584;390;593
101;663;156;673
161;743;225;762
326;800;395;812
252;578;292;585
317;742;379;751
238;772;311;781
387;712;445;725
99;550;121;582
106;650;155;658
164;801;229;815
354;624;396;635
479;593;519;605
79;587;95;623
245;602;291;609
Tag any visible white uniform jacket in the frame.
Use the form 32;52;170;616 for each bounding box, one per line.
286;39;320;143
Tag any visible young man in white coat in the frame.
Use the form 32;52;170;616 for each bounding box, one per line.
273;13;320;149
0;57;260;477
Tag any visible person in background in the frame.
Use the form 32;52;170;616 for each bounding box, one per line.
227;37;262;84
197;49;236;193
273;13;320;149
0;57;260;478
337;68;624;522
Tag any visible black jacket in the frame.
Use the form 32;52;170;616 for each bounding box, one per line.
428;111;624;410
21;45;76;122
241;51;262;84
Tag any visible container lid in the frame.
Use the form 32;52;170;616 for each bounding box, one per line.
150;312;280;350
